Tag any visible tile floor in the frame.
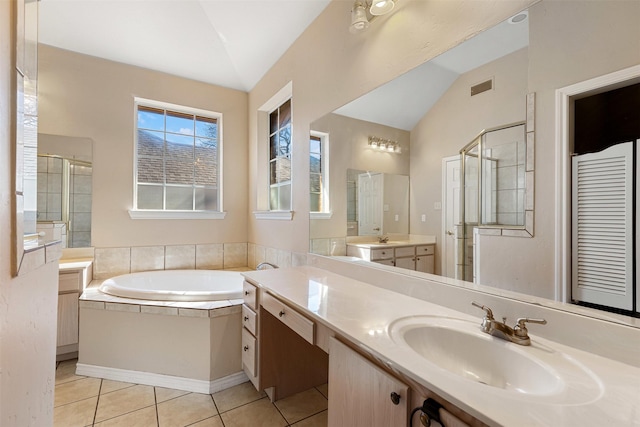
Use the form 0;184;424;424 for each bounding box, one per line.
55;360;328;427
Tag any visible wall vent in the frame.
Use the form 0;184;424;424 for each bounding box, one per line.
471;79;493;96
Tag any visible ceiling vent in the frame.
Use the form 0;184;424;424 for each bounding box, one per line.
471;78;494;96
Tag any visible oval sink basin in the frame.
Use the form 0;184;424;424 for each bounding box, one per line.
390;317;563;395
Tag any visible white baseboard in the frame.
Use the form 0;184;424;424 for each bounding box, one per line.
76;363;248;394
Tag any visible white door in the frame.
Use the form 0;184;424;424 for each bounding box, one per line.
358;173;383;236
442;156;461;278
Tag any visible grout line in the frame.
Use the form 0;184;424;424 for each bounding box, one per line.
91;379;103;426
153;386;160;427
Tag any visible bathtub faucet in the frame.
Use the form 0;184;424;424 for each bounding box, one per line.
256;262;279;270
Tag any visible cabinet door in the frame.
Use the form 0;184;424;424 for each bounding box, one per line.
394;257;415;270
57;293;79;347
328;337;409;426
415;255;434;274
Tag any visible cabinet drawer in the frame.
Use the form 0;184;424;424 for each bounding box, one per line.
416;245;435;256
394;246;415;257
262;292;314;345
242;304;257;335
371;248;393;260
243;281;258;310
241;328;257;376
59;272;80;293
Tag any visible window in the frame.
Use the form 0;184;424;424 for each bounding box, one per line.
133;99;222;217
310;131;330;217
269;99;292;211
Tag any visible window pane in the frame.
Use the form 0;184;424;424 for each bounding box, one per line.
195;187;217;210
137;156;164;184
310;153;321;174
166;111;194;135
137;106;164;131
310;136;321;155
137;185;163;209
279;126;291;156
195;116;217;138
166;186;193;210
279;183;291;210
195;138;217;186
310;174;321;192
138;130;164;156
310;193;320;212
279;99;291;127
166;133;194;185
270;134;278;160
269;110;278;134
275;157;291;183
195;160;216;186
270;186;279;210
270;160;277;185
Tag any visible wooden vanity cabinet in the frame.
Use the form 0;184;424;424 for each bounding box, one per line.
241;280;261;389
57;263;92;361
328;337;409;426
348;243;435;273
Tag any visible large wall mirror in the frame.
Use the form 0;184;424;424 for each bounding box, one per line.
309;2;640;327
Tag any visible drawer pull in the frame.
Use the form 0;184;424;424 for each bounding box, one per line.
244;290;250;295
244;316;249;321
390;392;401;405
279;310;285;317
243;345;249;351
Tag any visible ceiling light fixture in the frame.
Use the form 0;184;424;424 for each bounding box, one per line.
368;136;402;153
350;1;370;34
369;0;395;16
349;0;398;34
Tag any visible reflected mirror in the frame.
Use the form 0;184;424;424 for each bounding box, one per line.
37;134;93;248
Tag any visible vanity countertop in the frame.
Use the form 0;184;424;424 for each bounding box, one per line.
242;266;640;427
59;258;93;272
346;237;436;249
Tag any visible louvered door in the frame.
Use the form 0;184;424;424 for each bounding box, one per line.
572;141;633;310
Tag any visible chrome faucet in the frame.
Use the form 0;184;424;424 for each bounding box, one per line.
378;235;389;243
256;262;278;270
471;302;546;346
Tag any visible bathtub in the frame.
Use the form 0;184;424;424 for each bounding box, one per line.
98;269;244;301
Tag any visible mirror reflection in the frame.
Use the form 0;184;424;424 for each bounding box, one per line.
37;134;93;248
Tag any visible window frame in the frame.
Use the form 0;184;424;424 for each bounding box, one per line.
268;99;292;212
129;97;225;220
310;130;332;219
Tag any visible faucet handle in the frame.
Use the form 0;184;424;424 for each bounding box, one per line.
514;317;547;338
471;302;494;320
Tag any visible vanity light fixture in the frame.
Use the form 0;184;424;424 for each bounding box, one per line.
349;0;397;34
368;136;402;153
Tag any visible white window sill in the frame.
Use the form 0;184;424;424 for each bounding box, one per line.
310;211;333;220
128;210;227;220
253;211;293;220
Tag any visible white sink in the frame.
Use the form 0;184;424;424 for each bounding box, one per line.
389;316;603;402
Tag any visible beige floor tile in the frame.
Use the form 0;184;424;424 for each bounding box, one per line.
274;388;328;424
291;410;328;427
53;396;98;427
220;397;287;427
94;384;156;423
55;377;102;407
55;359;85;385
94;405;158;426
315;383;328;400
189;415;225;427
101;379;136;394
212;381;266;413
155;386;190;403
157;392;218;427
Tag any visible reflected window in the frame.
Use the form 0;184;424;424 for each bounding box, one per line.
134;99;221;212
269;99;292;211
310;131;329;213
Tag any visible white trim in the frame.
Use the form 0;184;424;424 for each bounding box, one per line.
555;64;640;303
76;363;248;394
253;210;293;220
441;154;459;277
128;210;227;220
310;130;331;215
258;82;293;113
310;211;333;220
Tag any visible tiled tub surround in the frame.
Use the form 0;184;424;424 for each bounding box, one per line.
243;265;640;426
93;243;308;279
78;283;247;394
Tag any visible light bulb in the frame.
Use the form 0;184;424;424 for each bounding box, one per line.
370;0;395;16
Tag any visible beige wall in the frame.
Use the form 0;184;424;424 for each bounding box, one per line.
310;113;410;239
1;2;58;425
248;0;534;254
38;45;249;248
